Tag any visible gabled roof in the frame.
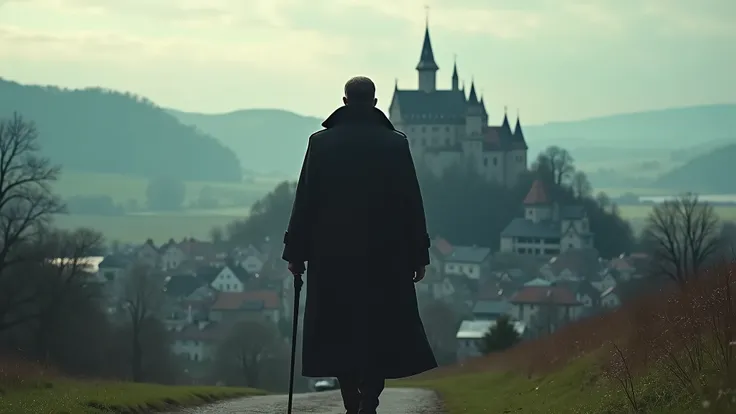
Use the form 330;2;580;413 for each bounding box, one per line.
432;236;454;256
164;275;206;298
509;286;580;306
472;300;512;316
444;245;491;264
523;180;550;205
392;90;467;125
99;255;130;269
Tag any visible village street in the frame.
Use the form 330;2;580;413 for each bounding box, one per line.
171;388;445;413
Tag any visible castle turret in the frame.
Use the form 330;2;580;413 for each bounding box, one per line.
416;22;439;93
514;113;529;150
451;58;459;91
479;94;488;126
465;81;483;137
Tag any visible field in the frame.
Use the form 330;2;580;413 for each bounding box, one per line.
54;171;284;206
0;358;264;414
49;171;282;243
394;263;736;413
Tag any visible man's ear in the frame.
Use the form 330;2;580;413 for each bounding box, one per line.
343;97;348;105
373;98;378;107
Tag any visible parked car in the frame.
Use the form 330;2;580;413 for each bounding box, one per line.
313;377;339;392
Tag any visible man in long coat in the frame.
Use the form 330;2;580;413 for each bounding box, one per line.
282;76;437;414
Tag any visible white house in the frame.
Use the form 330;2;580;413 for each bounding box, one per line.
209;265;251;293
160;242;188;271
455;319;526;361
442;246;491;280
170;321;226;362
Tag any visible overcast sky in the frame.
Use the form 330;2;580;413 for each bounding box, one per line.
1;0;734;123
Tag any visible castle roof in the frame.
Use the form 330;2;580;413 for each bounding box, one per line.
524;180;550;205
513;115;529;150
416;25;438;71
391;89;466;125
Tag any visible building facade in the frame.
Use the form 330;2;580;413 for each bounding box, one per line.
389;24;529;187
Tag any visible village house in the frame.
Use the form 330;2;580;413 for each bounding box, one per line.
209;264;253;293
170;320;232;363
500;180;594;256
455;319;526;361
136;239;161;268
208;291;281;324
508;285;582;335
443;245;492;280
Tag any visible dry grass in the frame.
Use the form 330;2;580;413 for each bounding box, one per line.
400;263;736;413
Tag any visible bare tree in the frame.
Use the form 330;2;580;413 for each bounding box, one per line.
123;263;164;382
571;171;593;199
0;114;64;330
543;146;576;186
644;193;720;284
216;318;281;387
0;228;102;332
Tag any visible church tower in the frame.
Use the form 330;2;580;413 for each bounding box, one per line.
416;21;439;93
451;58;459;91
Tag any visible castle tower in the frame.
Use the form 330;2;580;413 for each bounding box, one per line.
465;81;483;137
416;20;439;93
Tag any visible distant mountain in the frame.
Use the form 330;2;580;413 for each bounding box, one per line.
0;78;242;182
654;143;736;194
523;104;736;152
168;109;322;177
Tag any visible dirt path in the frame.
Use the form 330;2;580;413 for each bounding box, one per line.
171;388;445;413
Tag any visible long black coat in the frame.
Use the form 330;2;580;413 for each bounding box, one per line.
282;105;437;379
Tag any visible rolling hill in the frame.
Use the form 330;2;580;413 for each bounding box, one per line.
0;78;242;182
654;143;736;194
170;104;736;188
169;109;321;177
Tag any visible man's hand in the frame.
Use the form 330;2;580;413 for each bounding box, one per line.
413;267;426;283
288;262;305;276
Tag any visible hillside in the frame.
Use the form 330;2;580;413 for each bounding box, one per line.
169;109;321;177
523;103;736;151
0;78;242;182
654;143;736;194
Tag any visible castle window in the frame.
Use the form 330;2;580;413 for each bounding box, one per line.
421;126;426;133
483;158;488;166
493;157;498;166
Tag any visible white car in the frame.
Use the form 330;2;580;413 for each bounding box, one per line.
313;377;339;392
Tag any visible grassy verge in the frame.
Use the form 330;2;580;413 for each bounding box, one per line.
393;264;736;414
0;379;264;414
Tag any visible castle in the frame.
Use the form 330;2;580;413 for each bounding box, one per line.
388;23;529;187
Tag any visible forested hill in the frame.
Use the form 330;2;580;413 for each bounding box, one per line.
654;143;736;194
0;78;242;182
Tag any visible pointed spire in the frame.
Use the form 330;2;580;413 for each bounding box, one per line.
479;93;487;115
415;14;439;72
468;79;478;104
514;109;528;149
502;105;510;129
394;78;398;90
451;54;459;91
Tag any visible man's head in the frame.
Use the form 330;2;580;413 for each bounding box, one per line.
343;76;377;107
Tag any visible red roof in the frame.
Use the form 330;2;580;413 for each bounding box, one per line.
211;291;280;311
432;237;453;256
509;286;580;306
523;180;549;205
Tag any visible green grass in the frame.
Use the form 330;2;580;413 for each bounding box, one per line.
0;379;265;414
392;354;720;414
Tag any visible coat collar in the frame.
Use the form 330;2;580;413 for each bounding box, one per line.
321;106;396;130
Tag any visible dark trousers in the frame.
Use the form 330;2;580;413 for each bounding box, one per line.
337;373;385;413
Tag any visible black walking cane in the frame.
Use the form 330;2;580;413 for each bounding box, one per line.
287;272;304;414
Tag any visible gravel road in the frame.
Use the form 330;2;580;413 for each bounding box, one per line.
172;388;445;413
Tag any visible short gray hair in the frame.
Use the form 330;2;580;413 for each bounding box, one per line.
344;76;376;104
